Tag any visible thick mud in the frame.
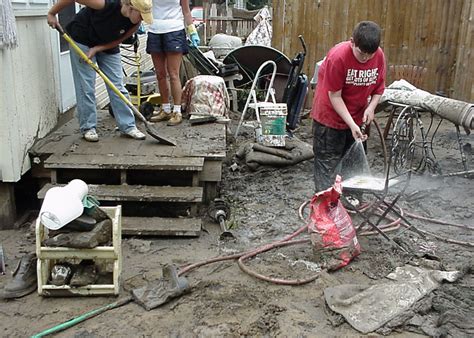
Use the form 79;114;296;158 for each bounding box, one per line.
1;111;473;337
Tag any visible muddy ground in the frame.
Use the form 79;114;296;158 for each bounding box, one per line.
1;110;473;337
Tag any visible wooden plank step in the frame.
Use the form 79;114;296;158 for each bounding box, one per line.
122;217;201;237
38;184;203;203
44;154;204;171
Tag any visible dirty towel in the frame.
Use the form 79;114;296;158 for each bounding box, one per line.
0;0;18;49
378;80;473;130
182;75;229;120
324;265;461;334
236;137;313;171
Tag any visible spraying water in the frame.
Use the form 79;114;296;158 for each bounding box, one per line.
334;139;372;181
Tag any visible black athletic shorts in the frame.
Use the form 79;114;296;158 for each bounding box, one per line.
146;30;189;54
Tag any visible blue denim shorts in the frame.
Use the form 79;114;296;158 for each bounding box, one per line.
146;30;189;54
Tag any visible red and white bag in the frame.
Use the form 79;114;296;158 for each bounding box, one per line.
307;175;360;270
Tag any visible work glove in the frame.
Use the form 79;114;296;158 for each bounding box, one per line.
186;24;200;47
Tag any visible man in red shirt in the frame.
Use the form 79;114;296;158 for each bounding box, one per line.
311;21;386;192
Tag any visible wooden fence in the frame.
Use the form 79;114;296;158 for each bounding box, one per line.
203;3;258;42
272;0;473;102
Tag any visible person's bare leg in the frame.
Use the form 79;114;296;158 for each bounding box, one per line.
166;52;183;125
166;52;183;106
150;53;172;121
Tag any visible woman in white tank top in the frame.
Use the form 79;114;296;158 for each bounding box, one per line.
146;0;200;126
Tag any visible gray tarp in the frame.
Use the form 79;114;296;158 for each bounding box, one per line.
324;265;461;334
378;80;473;130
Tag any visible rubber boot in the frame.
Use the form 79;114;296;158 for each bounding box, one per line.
131;264;189;310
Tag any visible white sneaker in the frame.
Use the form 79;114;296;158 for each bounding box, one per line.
83;129;99;142
124;127;146;140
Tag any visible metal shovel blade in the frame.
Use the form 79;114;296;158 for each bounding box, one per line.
144;123;177;146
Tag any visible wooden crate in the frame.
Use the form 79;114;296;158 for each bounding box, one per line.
35;206;122;296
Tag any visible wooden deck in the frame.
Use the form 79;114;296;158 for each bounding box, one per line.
30;111;227;236
30;111;226;161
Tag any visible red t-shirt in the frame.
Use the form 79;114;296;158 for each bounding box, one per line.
311;41;386;129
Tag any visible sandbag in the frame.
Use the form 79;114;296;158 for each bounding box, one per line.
307;176;360;271
235;137;313;171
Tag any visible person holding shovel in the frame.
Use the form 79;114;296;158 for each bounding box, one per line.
147;0;200;126
311;21;386;193
47;0;153;142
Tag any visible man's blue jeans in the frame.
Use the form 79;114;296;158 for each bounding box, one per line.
69;41;136;134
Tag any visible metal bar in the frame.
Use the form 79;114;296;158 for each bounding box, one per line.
342;196;409;253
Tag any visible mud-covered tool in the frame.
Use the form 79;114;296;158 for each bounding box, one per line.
208;198;235;240
189;115;217;126
55;25;176;146
131;264;189;311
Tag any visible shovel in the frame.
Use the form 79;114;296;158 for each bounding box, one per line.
31;264;190;337
55;25;176;146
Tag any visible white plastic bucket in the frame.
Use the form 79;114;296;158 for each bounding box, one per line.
39;179;88;230
257;103;287;147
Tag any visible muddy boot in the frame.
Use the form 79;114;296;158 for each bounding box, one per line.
167;112;182;126
77;218;113;247
43;218;112;249
131;264;189;311
43;233;75;247
150;110;171;123
2;253;37;299
70;260;97;287
56;214;97;233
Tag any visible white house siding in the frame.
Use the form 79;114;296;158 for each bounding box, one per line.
0;12;153;182
0;15;60;182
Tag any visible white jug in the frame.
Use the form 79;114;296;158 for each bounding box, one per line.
39;179;88;230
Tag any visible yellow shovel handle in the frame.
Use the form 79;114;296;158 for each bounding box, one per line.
55;26;140;119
